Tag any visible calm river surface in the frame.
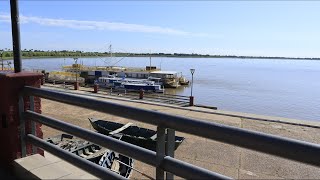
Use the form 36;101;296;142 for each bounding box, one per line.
17;57;320;122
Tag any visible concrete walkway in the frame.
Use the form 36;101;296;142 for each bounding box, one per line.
40;85;320;179
13;153;98;179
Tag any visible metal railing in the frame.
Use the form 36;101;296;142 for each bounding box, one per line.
44;80;190;107
20;86;320;179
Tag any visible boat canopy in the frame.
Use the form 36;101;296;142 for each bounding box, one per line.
150;71;178;75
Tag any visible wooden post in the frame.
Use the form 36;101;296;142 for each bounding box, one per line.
139;89;144;99
94;84;98;93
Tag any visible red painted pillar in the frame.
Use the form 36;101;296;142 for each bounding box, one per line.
139;89;144;99
74;82;79;90
0;71;44;169
93;84;98;93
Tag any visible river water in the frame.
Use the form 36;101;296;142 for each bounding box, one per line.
15;57;320;122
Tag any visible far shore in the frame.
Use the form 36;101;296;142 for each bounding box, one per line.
2;54;320;60
2;55;320;61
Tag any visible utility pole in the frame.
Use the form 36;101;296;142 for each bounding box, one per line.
0;50;3;70
109;44;112;60
149;50;152;77
10;0;22;72
189;69;195;106
190;69;195;97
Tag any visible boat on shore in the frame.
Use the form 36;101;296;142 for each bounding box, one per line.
46;133;134;178
88;118;185;151
45;71;85;84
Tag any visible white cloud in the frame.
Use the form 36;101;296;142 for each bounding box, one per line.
0;13;211;37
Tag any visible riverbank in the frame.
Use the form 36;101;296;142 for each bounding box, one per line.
2;53;320;61
41;85;320;179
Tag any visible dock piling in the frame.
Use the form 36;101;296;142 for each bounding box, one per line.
74;82;79;90
189;96;194;106
93;84;98;93
139;89;144;99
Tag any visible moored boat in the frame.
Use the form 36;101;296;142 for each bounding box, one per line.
121;81;164;93
96;75;164;93
179;76;190;85
88;118;185;151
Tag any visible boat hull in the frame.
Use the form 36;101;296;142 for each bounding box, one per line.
46;133;134;178
89;118;184;151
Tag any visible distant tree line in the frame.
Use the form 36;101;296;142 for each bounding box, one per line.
1;49;319;60
0;49;109;59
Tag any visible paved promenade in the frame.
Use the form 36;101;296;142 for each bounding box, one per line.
41;85;320;179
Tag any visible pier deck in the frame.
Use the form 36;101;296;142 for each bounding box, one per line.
41;86;320;179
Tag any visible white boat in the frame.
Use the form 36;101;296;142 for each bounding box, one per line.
96;76;164;93
95;75;123;87
120;80;164;93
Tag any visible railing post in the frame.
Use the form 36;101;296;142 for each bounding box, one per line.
18;95;26;157
29;96;37;154
166;129;175;180
156;126;165;179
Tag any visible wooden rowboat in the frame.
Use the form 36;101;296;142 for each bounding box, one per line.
88;118;185;151
46;134;134;178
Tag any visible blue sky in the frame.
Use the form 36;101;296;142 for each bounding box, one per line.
1;1;320;57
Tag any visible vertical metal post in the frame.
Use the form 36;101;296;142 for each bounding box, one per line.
18;95;26;157
191;74;194;96
190;69;195;97
10;0;22;73
29;96;37;154
166;129;175;180
156;126;165;180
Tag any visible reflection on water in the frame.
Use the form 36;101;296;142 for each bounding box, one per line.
18;57;320;121
164;85;190;95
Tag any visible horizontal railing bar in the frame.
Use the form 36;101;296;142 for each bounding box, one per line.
24;110;157;166
162;93;190;98
25;134;126;180
138;94;184;99
162;156;232;180
148;96;189;100
23;86;320;167
24;110;227;179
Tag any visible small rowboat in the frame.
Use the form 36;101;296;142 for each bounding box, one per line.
88;118;185;151
46;134;134;178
